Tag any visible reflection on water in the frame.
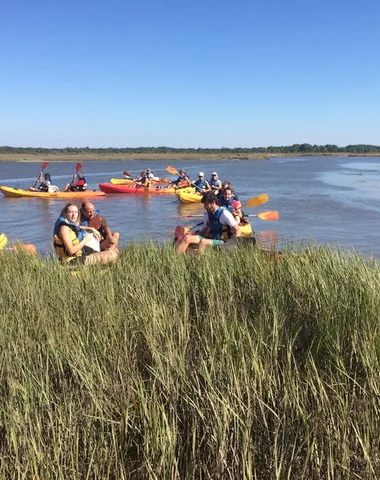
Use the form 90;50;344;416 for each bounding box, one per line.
1;156;380;258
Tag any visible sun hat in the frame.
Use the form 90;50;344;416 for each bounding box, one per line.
198;172;204;176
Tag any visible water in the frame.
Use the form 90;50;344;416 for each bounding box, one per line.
0;156;380;257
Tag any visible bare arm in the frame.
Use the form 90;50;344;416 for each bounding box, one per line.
60;225;91;256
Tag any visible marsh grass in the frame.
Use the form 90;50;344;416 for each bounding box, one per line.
0;244;379;478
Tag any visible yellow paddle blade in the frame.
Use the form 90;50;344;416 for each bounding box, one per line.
257;211;279;221
244;193;268;208
0;233;8;249
166;165;179;176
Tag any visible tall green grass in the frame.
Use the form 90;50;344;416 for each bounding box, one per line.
0;243;379;478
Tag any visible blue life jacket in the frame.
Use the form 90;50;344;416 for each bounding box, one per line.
220;197;235;212
210;178;219;187
194;179;208;193
53;217;85;241
207;207;231;240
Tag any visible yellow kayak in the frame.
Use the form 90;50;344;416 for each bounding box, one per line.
183;220;253;238
176;188;203;203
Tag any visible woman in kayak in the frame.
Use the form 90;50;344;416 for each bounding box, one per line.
218;187;243;223
53;203;118;265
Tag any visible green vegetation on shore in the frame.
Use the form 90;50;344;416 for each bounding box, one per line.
0;144;380;163
0;243;379;478
1;143;380;155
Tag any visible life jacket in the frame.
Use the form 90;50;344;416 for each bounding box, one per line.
176;175;191;187
207;207;231;241
80;211;107;240
194;179;208;193
70;177;87;191
210;178;219;187
53;217;85;260
219;197;239;212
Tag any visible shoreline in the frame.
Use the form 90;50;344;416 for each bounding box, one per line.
0;152;379;163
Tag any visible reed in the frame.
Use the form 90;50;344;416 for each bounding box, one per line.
0;244;379;478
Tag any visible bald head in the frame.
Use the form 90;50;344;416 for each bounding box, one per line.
81;201;96;219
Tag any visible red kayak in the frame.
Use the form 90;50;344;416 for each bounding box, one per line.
99;183;177;194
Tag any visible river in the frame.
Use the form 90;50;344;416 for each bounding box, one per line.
0;156;379;257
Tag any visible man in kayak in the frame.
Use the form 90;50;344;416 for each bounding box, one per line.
80;201;120;252
169;169;191;188
62;173;88;192
175;191;241;254
193;172;211;194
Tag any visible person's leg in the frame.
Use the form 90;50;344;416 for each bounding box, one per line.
175;234;202;253
100;232;120;251
62;183;71;192
84;250;118;265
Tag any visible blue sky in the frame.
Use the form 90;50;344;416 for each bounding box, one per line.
1;0;379;148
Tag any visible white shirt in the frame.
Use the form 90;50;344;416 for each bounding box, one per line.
202;208;238;229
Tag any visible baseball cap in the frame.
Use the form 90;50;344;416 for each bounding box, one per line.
198;172;204;176
212;172;217;176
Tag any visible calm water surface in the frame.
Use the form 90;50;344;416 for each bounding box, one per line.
0;156;379;257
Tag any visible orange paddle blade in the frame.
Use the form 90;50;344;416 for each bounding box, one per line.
244;193;268;208
166;165;179;176
41;162;50;170
75;162;83;172
257;211;279;221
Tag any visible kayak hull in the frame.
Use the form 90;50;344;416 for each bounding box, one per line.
110;177;170;185
0;186;106;198
176;221;253;239
176;189;202;203
99;183;177;194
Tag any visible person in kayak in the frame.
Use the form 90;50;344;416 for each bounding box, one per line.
146;168;155;180
218;187;243;223
135;170;151;186
62;172;88;192
175;191;241;254
193;172;211;194
217;180;239;202
209;172;222;193
80;201;120;252
53;203;118;264
34;172;59;193
169;169;191;188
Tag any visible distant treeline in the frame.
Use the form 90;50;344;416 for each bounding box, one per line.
1;144;380;154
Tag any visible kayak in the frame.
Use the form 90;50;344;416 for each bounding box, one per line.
0;233;7;249
175;220;253;240
176;188;203;204
110;177;170;185
0;186;106;198
99;183;178;194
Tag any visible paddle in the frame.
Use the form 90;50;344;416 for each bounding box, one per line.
243;193;268;208
175;211;279;221
0;233;8;249
32;162;50;188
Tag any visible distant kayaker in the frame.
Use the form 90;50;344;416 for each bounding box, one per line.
169;169;191;188
53;203;118;265
218;187;243;223
146;168;155;180
35;172;59;193
123;171;132;179
175;191;241;254
80;201;120;253
135;170;150;186
209;172;222;193
62;173;88;192
193;172;211;194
